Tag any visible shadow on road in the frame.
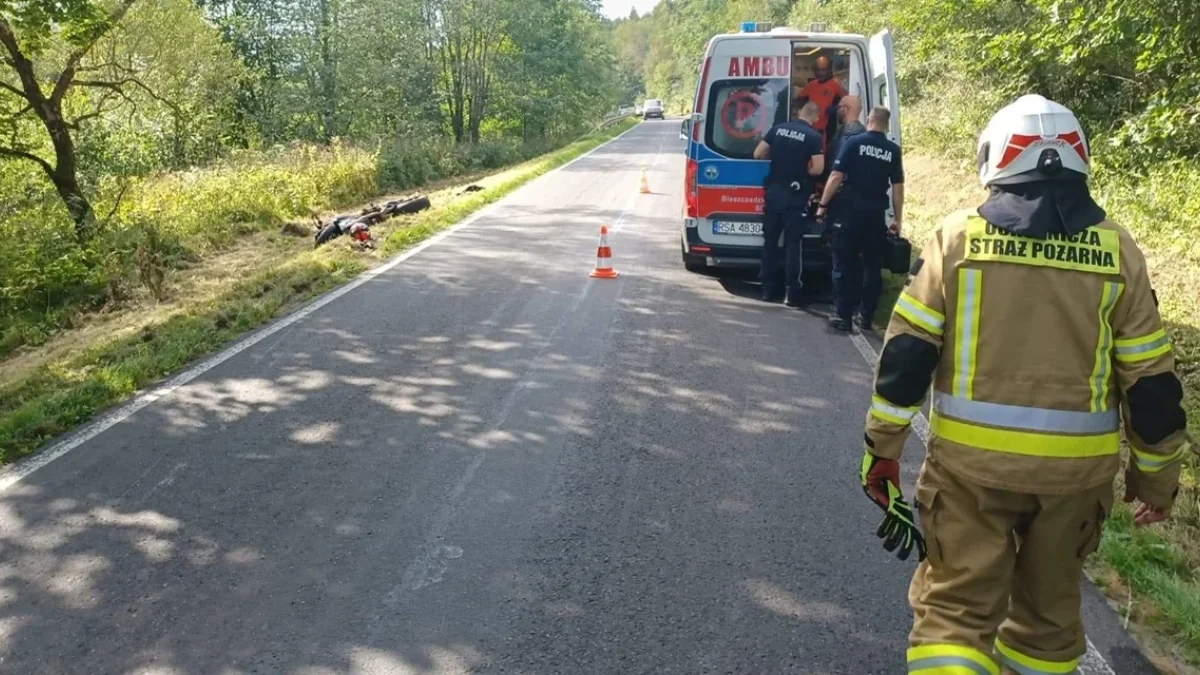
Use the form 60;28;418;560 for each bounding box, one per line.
0;122;907;674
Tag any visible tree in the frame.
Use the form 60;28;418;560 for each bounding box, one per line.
0;0;139;239
497;0;618;139
91;0;246;169
428;0;510;142
336;0;437;139
611;7;651;104
197;0;294;146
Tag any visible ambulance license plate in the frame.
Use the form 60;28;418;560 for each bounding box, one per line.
713;221;762;236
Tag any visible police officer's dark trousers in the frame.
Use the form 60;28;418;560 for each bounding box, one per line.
760;184;808;300
832;204;886;322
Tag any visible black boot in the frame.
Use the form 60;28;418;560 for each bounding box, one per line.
828;315;853;332
785;286;808;308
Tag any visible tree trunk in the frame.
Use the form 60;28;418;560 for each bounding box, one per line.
468;105;481;143
44;101;96;240
51;169;96;239
172;110;186;167
318;0;337;140
449;67;466;142
450;99;465;142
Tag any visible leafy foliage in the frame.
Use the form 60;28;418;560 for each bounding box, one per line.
1;0;627;356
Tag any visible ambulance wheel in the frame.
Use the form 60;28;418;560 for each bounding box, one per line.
682;246;707;273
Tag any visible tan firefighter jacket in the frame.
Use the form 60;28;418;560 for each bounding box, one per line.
866;210;1190;507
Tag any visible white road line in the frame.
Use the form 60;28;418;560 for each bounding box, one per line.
0;122;645;494
605;181;642;237
847;330;1115;674
610;125;670;236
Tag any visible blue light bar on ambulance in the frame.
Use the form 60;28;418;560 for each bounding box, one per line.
740;21;773;33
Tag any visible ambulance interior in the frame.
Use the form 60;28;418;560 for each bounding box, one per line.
789;45;866;141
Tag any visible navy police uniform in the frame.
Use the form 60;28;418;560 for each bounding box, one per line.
830;130;903;324
760;119;823;302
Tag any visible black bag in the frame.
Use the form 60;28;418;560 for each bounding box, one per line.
885;235;912;274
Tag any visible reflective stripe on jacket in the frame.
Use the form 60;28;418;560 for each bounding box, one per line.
866;210;1189;503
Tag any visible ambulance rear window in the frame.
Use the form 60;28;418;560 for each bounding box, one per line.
705;79;789;159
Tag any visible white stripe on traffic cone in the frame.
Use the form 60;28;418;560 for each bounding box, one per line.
590;225;619;279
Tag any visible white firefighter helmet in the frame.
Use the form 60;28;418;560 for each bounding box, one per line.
977;94;1090;187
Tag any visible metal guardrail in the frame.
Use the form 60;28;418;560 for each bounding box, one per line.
593;113;636;133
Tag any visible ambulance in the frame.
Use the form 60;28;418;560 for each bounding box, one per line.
680;22;901;273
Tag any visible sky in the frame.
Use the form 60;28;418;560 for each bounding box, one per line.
602;0;661;19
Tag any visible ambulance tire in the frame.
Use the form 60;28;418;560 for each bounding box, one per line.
682;245;707;273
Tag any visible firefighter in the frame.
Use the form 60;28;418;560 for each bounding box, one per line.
752;101;825;306
857;94;1192;675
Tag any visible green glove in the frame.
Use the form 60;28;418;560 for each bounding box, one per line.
861;452;927;562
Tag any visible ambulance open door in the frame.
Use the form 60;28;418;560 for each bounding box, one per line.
869;29;902;147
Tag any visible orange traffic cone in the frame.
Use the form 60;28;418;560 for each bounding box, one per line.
639;168;651;194
589;225;619;279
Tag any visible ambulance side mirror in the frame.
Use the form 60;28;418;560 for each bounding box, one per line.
691;112;706;123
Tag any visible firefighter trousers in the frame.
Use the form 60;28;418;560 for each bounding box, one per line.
907;456;1113;675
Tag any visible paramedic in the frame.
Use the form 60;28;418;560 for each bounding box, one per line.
817;106;904;331
796;55;847;136
859;94;1191;675
753;101;825;306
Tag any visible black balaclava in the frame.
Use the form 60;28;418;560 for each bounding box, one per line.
977;179;1107;239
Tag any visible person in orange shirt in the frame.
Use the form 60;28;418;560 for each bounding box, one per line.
795;56;847;137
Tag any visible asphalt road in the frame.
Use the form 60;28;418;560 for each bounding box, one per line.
0;120;1157;674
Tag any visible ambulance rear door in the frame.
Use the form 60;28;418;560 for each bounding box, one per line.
869;29;901;223
693;37;792;250
868;29;901;146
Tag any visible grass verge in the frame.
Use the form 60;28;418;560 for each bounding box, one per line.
0;118;636;464
1092;503;1200;672
884;145;1200;671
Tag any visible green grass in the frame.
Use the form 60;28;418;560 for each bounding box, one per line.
0;254;367;460
1097;503;1200;665
0;118;636;464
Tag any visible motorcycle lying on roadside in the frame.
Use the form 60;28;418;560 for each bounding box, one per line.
313;195;432;249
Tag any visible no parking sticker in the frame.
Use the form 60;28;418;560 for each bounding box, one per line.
720;91;770;140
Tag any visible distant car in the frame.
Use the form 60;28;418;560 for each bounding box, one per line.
642;99;664;120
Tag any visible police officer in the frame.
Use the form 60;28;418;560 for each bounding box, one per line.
753;101;824;306
858;95;1191;674
817;106;904;331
